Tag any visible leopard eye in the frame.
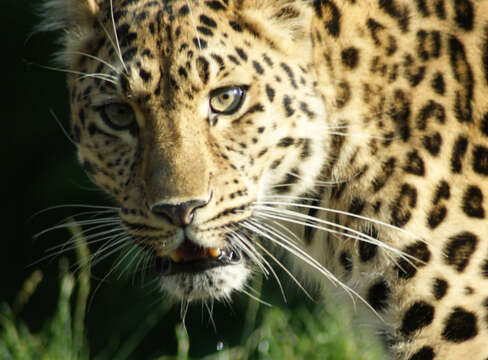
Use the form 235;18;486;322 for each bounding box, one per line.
209;86;246;115
98;103;136;130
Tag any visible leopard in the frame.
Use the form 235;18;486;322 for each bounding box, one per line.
39;0;488;358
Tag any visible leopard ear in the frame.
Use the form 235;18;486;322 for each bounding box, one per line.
236;0;313;55
38;0;101;32
38;0;102;65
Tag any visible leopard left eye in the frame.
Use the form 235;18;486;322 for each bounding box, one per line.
97;102;136;131
209;86;247;115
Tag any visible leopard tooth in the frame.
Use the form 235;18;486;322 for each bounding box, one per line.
170;251;183;263
208;248;221;259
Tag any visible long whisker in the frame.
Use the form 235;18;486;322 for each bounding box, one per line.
65;51;120;73
34;218;119;239
226;230;270;278
25;61;117;84
257;198;419;240
109;0;129;73
227;230;286;300
253;208;417;268
244;220;383;319
185;0;202;51
238;287;272;307
242;220;314;301
49;109;76;147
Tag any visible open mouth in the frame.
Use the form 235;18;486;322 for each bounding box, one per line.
156;239;243;276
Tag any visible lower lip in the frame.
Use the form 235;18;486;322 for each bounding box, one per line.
157;249;241;276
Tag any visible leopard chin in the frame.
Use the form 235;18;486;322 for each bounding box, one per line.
156;247;249;301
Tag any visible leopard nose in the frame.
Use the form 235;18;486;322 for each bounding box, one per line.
151;199;209;226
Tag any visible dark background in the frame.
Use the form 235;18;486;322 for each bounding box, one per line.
2;1;306;358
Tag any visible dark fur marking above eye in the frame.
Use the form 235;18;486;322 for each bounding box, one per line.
403;150;425;176
449;36;474;123
196;56;210;84
432;278;448;300
416;30;442;61
443;232;478;272
389;89;411;142
235;47;248;61
359;227;379;262
197;26;214;36
262;54;274;67
283;96;295;117
178;4;189;15
194;37;208;49
210;54;225;69
348;197;365;215
139;68;152;82
378;0;410;32
299;102;316;119
414;0;429;17
408;347;435;360
481;113;488;137
339;251;353;272
400;301;435;336
416;100;445;130
431;72;445;95
483;27;488;86
229;20;243;32
422;132;442;156
252;60;264;74
472;145;488;175
265;84;275;103
122;47;137;62
442;307;478;342
372;157;396;192
313;0;341;37
462;185;485;218
200;14;217;28
454;0;474;31
367;279;390;312
433;180;450;204
280;63;298;89
205;1;226;11
366;18;385;46
450;135;469;173
435;0;446;19
396;241;430;279
427;205;447;229
277;137;294;147
341;47;359;69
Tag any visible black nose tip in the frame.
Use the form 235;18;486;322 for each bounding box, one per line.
151;199;209;226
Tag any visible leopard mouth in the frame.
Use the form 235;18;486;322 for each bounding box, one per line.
156;239;243;276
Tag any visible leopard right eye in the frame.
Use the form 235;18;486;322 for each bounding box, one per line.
97;103;137;131
209;86;247;115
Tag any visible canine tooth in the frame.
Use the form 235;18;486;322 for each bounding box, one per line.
209;248;221;258
170;252;182;263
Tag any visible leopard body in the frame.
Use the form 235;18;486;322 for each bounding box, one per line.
40;0;488;358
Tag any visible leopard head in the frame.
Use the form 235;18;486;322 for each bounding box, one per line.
42;0;328;301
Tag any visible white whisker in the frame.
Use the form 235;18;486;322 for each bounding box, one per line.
243;219;383;319
257;199;418;240
109;0;128;73
242;220;314;301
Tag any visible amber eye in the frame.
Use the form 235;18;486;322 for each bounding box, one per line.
98;103;136;130
209;86;246;115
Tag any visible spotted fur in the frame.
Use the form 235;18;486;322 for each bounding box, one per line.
41;0;488;358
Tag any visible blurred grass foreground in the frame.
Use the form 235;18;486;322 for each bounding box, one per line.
0;224;385;360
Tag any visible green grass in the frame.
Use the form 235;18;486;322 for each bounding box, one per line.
1;225;386;360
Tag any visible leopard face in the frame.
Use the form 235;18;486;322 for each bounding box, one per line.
50;0;326;300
